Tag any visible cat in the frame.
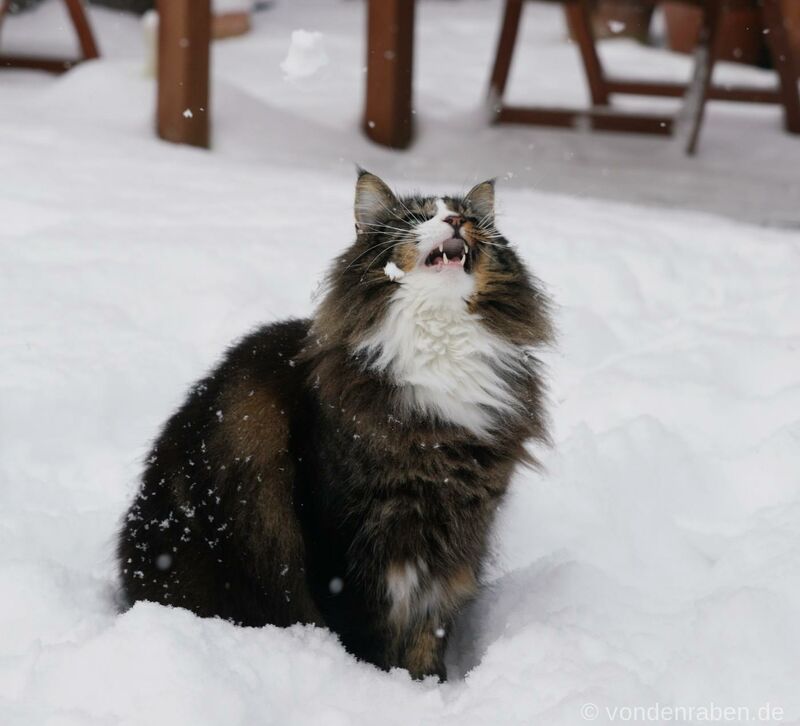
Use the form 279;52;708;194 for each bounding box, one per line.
117;170;553;680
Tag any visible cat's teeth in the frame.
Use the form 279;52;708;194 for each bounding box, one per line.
439;244;443;253
442;252;448;263
459;255;465;266
464;244;469;255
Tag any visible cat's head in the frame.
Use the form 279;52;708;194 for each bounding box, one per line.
354;170;493;278
314;170;552;351
306;171;552;437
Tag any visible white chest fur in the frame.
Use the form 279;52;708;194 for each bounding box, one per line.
356;270;520;436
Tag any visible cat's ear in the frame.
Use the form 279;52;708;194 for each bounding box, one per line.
354;169;399;233
465;179;495;222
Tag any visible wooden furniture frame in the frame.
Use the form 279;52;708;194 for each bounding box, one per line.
488;0;800;153
364;0;415;149
156;0;210;149
0;0;99;73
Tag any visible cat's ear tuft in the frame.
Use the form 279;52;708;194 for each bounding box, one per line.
465;179;495;222
354;170;399;232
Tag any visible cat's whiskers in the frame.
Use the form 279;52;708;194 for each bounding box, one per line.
344;243;394;272
373;194;424;228
476;212;494;229
358;222;415;236
475;227;504;244
395;198;425;226
361;239;410;279
343;237;409;274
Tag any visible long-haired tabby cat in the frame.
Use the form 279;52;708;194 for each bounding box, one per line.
118;170;553;680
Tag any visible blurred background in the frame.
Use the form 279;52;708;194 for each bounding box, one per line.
2;0;799;224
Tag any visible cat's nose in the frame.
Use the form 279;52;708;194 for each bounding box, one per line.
444;215;463;231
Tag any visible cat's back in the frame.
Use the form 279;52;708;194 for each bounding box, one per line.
118;318;318;623
153;317;312;464
221;316;311;391
209;316;312;459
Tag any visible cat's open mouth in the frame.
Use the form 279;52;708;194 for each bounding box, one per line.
424;238;472;272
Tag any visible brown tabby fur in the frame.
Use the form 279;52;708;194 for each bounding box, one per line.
117;171;553;680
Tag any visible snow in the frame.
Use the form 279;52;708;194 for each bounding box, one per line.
2;1;800;724
213;0;254;13
383;261;406;281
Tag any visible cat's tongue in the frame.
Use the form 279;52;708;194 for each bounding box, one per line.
425;238;468;269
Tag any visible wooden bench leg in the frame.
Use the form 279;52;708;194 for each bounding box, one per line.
759;0;800;133
0;0;98;71
491;0;670;136
684;0;723;155
364;0;415;149
565;0;610;106
0;0;10;32
489;0;524;111
64;0;99;60
156;0;211;148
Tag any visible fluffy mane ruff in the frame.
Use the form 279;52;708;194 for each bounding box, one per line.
354;270;527;437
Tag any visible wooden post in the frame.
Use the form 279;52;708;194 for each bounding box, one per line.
364;0;415;149
488;0;524;106
65;0;99;60
760;0;800;133
685;0;723;155
0;0;10;33
157;0;211;149
565;0;610;106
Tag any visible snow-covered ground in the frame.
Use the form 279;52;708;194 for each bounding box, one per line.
2;1;800;724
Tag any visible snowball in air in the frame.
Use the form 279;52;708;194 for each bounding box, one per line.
383;261;405;281
281;30;329;81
